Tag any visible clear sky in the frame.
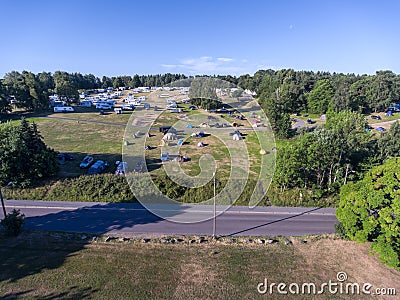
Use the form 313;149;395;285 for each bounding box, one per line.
0;0;399;77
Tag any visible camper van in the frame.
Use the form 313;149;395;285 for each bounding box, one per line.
54;106;75;113
79;100;93;107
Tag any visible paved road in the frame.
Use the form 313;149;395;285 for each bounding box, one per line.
5;200;337;237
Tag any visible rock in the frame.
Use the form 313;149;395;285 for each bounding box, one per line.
244;239;252;243
284;240;292;245
81;235;87;240
141;238;150;243
105;236;111;242
118;237;129;242
161;238;170;244
300;240;307;244
198;238;207;244
174;238;184;243
189;239;196;244
227;238;235;243
266;239;276;244
256;239;265;244
92;236;98;242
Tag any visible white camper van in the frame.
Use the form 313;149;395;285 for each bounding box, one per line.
54;106;75;113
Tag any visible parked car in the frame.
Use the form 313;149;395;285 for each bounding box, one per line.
371;115;382;120
80;155;94;168
160;152;169;162
122;104;135;110
88;160;108;175
96;103;113;110
115;161;127;176
375;127;386;132
57;153;75;164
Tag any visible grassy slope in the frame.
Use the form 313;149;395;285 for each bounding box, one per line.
0;232;399;299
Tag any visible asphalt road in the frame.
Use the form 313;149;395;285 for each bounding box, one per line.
4;200;337;237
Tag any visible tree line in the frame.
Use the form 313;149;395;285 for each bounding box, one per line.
2;68;399;117
0;71;188;112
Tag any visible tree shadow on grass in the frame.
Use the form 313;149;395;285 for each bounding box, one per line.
0;201;185;296
2;286;97;300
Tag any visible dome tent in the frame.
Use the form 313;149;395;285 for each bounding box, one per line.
162;132;178;141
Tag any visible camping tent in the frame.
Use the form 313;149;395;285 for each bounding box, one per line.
162;132;178;141
232;133;241;141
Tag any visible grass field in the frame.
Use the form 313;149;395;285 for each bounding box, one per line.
0;231;399;299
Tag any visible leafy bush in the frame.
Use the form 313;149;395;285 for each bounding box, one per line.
337;157;400;269
1;209;25;236
334;222;347;239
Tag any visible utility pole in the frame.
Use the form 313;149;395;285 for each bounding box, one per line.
212;172;216;238
0;188;6;218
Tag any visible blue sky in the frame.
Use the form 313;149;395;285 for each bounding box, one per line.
0;0;399;77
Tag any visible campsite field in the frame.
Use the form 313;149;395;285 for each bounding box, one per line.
1;231;399;299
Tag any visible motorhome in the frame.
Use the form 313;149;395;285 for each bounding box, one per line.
54;106;74;113
79;100;93;107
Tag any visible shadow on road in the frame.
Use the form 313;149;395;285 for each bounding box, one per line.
0;202;184;296
223;207;325;237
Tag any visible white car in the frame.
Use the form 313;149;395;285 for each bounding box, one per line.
96;103;113;110
122;104;135;110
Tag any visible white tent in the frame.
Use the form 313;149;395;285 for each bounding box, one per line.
232;133;242;141
162;132;178;141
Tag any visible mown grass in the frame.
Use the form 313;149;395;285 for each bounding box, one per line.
0;232;399;299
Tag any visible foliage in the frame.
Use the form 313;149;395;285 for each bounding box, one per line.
307;79;334;114
259;88;291;139
1;209;25;236
274;111;373;193
336;158;400;269
334;222;347;239
0;118;58;186
377;121;400;162
3;174;136;202
2;71;50;111
0;80;12;114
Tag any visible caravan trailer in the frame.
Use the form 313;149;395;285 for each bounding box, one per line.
54;106;75;113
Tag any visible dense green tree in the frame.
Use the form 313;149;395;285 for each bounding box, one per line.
0;80;12;114
2;71;31;109
377;121;400;161
259;86;291;139
0;119;58;186
130;75;142;88
307;79;334;114
365;71;397;112
112;77;123;89
54;71;79;103
101;76;113;89
336;157;400;269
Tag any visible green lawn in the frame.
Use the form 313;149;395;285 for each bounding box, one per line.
0;232;399;299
